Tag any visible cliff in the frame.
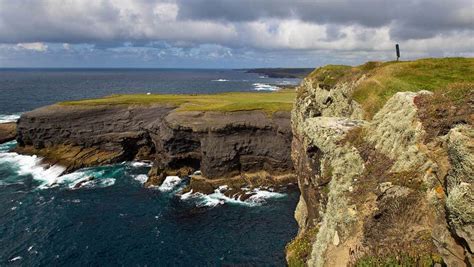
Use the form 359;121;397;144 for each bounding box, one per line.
10;58;474;265
15;91;296;193
287;58;474;266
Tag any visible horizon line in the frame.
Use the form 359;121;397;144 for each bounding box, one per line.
0;66;316;70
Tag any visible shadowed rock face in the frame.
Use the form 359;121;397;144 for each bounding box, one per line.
0;122;16;144
15;104;294;186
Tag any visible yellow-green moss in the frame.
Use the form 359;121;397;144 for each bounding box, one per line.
60;90;295;114
286;226;319;267
355;253;443;267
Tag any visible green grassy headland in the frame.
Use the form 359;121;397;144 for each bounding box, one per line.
60;89;296;114
308;57;474;118
61;57;473;117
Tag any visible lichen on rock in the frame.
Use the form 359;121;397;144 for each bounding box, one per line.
446;125;474;255
289;59;474;266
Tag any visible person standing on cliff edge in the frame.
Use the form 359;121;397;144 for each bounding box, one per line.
396;44;401;61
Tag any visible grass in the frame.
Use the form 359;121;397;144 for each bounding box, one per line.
309;57;474;118
308;64;353;89
60;89;296;114
60;58;472;117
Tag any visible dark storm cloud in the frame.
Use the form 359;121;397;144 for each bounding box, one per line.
0;0;472;67
177;0;474;40
177;0;390;26
0;0;123;44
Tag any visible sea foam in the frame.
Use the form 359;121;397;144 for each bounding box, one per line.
0;113;21;123
130;161;152;167
252;83;280;91
158;176;182;192
0;150;66;188
133;174;149;184
0;142;120;190
180;186;286;207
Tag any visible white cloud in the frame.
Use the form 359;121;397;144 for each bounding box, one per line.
16;42;48;52
0;0;472;67
238;20;394;51
153;2;179;22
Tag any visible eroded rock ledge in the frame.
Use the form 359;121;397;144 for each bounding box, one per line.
15;103;295;191
0;122;16;144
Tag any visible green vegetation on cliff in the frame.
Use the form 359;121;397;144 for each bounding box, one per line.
60;89;295;114
309;57;474;118
355;254;443;267
286;227;319;267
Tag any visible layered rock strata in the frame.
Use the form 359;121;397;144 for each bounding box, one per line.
16;104;295;190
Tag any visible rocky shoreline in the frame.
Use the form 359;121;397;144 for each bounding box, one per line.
5;58;473;266
182;171;297;201
14;103;296;192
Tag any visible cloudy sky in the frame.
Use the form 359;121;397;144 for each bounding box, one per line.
0;0;473;68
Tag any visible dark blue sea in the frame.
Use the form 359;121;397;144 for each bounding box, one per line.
0;69;300;266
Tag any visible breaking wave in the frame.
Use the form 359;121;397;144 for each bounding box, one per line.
0;113;21;123
0;142;66;188
0;141;119;190
59;170;116;190
276;80;292;85
1;141;288;207
129;161;152;168
133;174;148;184
212;79;229;82
252;83;280;91
158;176;182;192
179;186;285;208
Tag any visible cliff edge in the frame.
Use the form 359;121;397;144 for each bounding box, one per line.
15;90;296;194
287;58;474;266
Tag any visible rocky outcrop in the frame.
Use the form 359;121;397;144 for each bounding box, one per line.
446;125;474;256
0;122;16;144
288;67;473;266
16;103;294;189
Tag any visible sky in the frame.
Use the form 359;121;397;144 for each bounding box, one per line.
0;0;473;68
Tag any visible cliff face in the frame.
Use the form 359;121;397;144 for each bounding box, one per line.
288;61;473;266
16;103;294;188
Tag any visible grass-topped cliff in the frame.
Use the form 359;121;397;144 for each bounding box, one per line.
290;57;473;266
307;57;474;118
60;89;295;114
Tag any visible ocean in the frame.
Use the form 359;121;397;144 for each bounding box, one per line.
0;69;300;266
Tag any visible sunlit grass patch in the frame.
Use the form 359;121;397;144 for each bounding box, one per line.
60;89;296;114
308;57;473;119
